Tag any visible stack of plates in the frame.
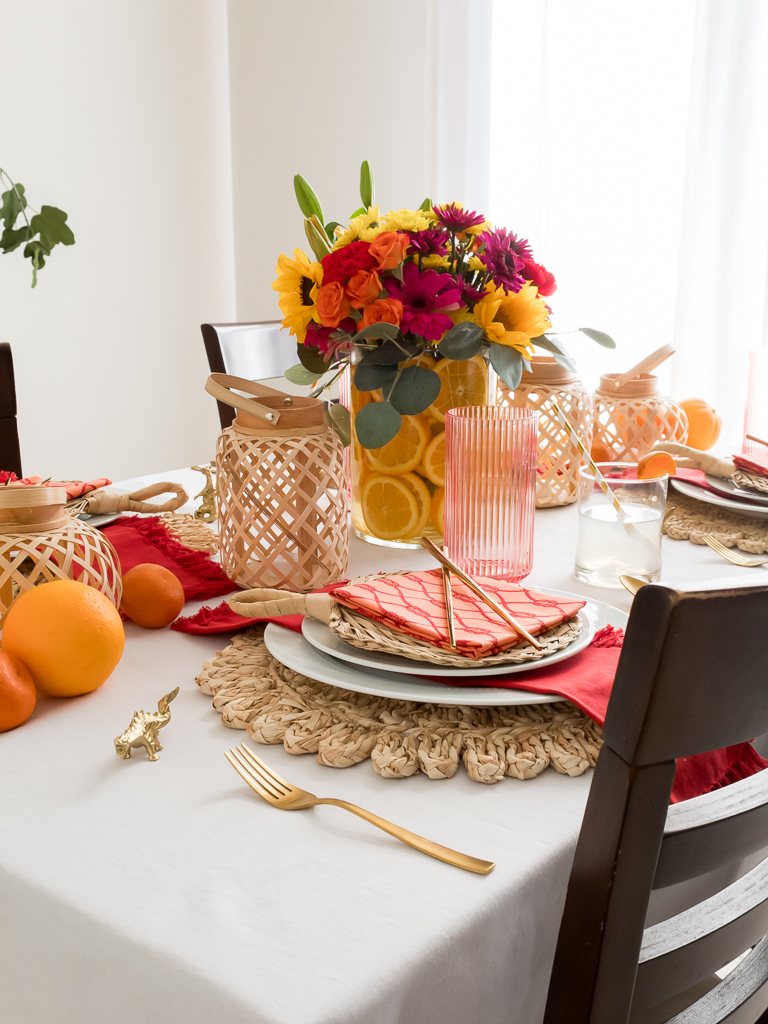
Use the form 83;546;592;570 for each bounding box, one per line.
671;476;768;519
264;588;628;708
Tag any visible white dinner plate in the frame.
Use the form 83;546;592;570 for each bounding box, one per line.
264;593;628;707
703;474;768;506
77;512;122;529
301;589;595;677
671;478;768;519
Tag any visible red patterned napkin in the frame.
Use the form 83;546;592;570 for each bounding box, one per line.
734;452;768;479
0;473;112;499
102;516;237;602
434;626;768;803
332;570;585;658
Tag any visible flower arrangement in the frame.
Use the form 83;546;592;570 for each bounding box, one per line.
273;161;613;450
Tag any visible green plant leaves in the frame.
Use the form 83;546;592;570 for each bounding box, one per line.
389;365;441;415
325;221;341;241
0;225;29;253
438;321;483;360
325;403;351;446
294;174;324;223
359;338;418;364
352;322;401;344
531;334;577;372
1;183;26;230
419;197;434;212
354;359;397;393
579;327;616;349
30;206;74;249
489;342;524;392
284;363;322;386
359;160;374;209
296;341;329;375
304;216;332;261
355;400;402;449
23;240;48;288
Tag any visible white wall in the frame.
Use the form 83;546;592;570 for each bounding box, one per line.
1;0;235;482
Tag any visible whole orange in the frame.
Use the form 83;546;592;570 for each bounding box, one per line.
3;580;124;697
0;651;37;731
680;399;722;450
120;564;185;628
591;441;612;464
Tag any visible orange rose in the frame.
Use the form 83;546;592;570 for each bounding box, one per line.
368;231;409;271
360;298;403;330
316;281;352;328
346;269;381;309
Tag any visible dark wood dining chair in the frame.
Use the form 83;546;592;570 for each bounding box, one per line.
201;321;297;429
0;343;22;476
544;581;768;1024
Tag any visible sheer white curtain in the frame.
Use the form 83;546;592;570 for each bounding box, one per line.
488;0;768;449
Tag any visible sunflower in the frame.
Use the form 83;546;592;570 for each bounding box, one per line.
272;248;324;343
382;208;433;233
474;282;551;354
333;206;384;248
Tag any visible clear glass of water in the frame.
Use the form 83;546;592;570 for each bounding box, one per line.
574;463;668;588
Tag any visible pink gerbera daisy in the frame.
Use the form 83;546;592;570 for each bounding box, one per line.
385;263;461;342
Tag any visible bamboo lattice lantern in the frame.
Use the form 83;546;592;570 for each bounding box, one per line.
497;357;592;507
0;486;122;623
592;373;688;463
206;374;348;593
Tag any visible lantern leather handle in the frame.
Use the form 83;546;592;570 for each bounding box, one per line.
614;344;675;389
228;588;337;624
205;373;287;426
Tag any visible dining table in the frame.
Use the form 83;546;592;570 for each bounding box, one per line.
1;465;764;1024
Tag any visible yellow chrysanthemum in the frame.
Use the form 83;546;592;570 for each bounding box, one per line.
420;254;450;269
382;208;432;232
467;255;485;272
474;283;551;354
271;248;323;344
333;206;385;248
465;219;492;236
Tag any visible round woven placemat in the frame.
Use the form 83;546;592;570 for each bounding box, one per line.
664;492;768;553
330;604;581;667
196;627;602;785
160;512;219;553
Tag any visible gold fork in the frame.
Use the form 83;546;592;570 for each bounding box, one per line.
225;744;495;875
702;535;768;568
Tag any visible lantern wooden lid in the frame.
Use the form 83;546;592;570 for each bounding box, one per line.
597;373;661;398
234;394;327;434
522;356;578;385
0;485;69;528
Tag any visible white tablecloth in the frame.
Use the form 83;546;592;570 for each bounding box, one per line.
1;468;763;1024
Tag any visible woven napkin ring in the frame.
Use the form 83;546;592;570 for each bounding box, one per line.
229;587;336;623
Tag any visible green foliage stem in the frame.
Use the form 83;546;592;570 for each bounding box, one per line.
0;168;75;287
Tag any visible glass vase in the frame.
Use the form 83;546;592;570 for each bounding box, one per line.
349;345;493;548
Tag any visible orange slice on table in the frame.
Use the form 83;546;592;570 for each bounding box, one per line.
361;474;420;540
636;451;677;479
422;431;446;487
431;487;445;535
427;354;488;423
364;415;429;475
399;472;432;538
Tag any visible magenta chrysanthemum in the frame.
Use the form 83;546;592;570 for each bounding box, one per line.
458;278;486;307
385;263;461;341
407;228;449;256
433;203;487;233
475;228;533;293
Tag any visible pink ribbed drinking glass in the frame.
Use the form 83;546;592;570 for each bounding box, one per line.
444;406;538;582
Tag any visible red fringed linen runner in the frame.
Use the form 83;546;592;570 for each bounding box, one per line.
102;516;237;601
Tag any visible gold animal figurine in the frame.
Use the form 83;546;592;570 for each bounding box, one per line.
114;688;180;761
192;464;217;523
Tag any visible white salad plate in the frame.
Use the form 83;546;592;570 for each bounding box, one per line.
671;478;768;519
263;591;628;707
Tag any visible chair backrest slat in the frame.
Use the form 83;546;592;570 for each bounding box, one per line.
0;343;22;476
656;772;768;889
633;856;768;1014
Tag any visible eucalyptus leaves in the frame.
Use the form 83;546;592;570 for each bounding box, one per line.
0;168;75;287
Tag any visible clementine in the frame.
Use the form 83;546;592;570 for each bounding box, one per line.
590;441;612;464
637;451;677;480
680;399;722;450
0;652;36;731
120;564;185;628
2;580;124;697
